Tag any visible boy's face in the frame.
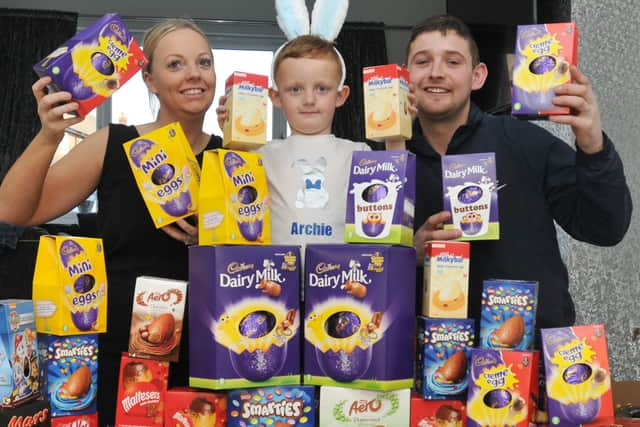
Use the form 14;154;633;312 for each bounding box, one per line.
270;56;349;136
407;30;486;124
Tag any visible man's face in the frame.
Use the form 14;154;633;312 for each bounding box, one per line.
407;30;485;124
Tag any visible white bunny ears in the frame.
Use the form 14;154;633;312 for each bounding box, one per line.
272;0;349;90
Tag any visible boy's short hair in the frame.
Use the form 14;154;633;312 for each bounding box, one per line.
407;14;480;66
272;35;343;84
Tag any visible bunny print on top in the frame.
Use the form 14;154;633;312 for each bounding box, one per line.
257;134;369;249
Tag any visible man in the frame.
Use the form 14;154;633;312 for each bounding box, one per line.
407;15;632;331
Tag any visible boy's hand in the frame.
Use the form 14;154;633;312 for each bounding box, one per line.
215;95;228;132
33;76;82;142
414;211;462;264
161;218;198;246
383;83;417;151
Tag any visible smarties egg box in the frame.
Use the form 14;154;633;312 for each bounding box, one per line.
33;13;147;118
227;386;315;427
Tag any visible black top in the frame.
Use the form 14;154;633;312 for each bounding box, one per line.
407;104;632;331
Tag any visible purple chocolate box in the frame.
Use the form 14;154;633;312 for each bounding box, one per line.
189;245;301;390
303;244;416;390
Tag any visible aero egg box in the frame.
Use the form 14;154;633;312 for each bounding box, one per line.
33;13;147;117
222;71;268;151
303;244;416;390
123;122;201;228
319;386;411;427
189;245;301;390
345;150;415;246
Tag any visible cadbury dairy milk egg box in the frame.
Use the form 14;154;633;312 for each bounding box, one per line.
363;64;412;141
345;150;415;246
479;279;538;351
319;386;410;427
442;153;499;240
33;13;147;117
227;386;315;426
415;317;475;400
222;71;268;151
123;122;201;228
303;244;416;390
189;245;300;390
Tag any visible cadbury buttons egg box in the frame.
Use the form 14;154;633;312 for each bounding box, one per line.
188;245;300;390
303;244;416;390
123;122;201;228
415;317;475;400
33;13;147;118
422;241;470;319
363;64;412;141
319;386;410;427
37;333;98;417
345;150;416;246
222;71;268;151
466;348;539;427
199;149;270;245
512;23;578;118
32;236;107;335
541;324;614;427
227;386;315;426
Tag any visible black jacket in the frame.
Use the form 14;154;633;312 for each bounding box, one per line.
407;103;632;332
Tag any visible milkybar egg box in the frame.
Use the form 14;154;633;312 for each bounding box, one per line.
0;300;40;408
422;241;470;319
227;386;315;426
188;245;300;390
512;23;578;118
410;393;467;427
415;317;475;400
165;387;227;427
319;386;410;427
51;413;98;427
222;71;268;150
345;150;416;246
363;64;412;141
467;349;539;427
115;353;169;427
541;325;614;427
480;280;538;351
199;149;270;245
37;334;98;417
128;276;187;362
442;153;499;240
33;13;147;118
304;244;416;390
123;122;200;228
32;236;107;335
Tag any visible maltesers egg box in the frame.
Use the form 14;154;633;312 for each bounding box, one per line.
303;244;416;390
188;245;301;390
33;13;147;117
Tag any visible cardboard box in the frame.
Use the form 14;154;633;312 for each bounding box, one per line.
33;13;147;117
51;412;98;426
164;387;226;427
227;386;315;426
319;386;410;426
422;241;470;319
410;394;467;427
222;71;268;150
0;397;50;426
32;236;107;335
189;245;301;390
345;150;415;246
304;244;416;390
363;64;412;141
123;122;201;228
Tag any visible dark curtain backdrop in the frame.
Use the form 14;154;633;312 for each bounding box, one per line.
333;22;388;144
0;9;78;183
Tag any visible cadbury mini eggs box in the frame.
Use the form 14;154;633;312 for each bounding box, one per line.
32;236;107;335
165;387;227;427
222;71;268;151
199;149;270;245
345;150;415;246
363;64;412;141
467;349;539;427
188;245;300;390
33;13;147;118
319;386;411;427
415;317;475;400
479;280;538;351
227;386;315;426
512;23;578;118
442;153;499;240
304;244;416;390
0;300;40;408
37;334;98;417
123;122;201;228
541;324;614;427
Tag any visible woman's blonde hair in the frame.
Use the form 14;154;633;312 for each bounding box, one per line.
142;18;208;73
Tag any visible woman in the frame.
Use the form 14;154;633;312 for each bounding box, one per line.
0;18;221;424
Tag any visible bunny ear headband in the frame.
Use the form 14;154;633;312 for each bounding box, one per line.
272;0;349;90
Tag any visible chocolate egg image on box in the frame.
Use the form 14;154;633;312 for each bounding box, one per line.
71;306;98;331
559;398;601;424
151;163;175;185
239;311;275;339
59;365;92;398
61;68;94;100
563;363;592;385
238;185;258;205
73;273;95;294
223;151;246;177
230;344;287;382
160;191;192;217
90;51;115;75
143;313;175;344
362;183;388;203
435;350;467;383
460;212;483;235
492;314;525;348
316;346;373;382
436;405;462;425
529;55;556;75
483;388;512;409
325;311;361;339
458;185;483;204
362;212;385;237
237;218;263;241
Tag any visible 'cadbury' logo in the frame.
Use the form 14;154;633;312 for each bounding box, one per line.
227;262;255;274
315;262;341;274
